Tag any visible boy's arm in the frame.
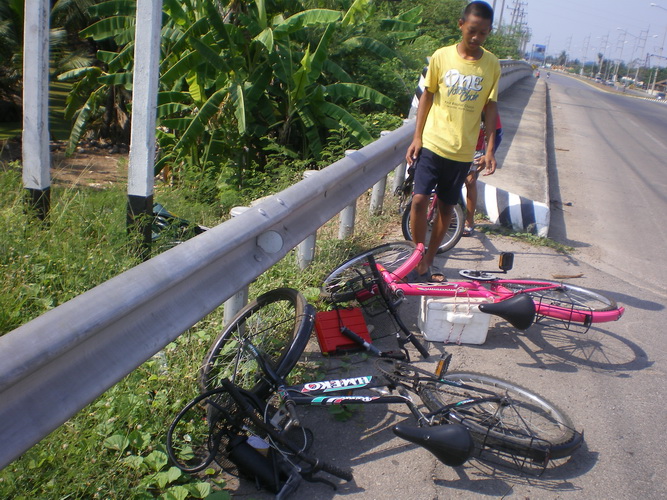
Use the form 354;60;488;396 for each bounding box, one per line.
406;89;434;165
481;100;498;176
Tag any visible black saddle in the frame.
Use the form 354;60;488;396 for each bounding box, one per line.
393;422;474;467
478;294;535;330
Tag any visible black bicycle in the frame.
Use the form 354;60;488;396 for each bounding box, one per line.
168;289;583;497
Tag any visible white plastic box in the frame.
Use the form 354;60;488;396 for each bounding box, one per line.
418;296;492;344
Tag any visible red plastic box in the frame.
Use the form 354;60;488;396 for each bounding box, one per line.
314;308;372;355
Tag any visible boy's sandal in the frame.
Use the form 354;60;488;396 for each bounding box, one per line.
462;225;475;237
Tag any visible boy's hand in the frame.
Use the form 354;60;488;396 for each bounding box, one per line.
406;139;422;165
482;152;496;176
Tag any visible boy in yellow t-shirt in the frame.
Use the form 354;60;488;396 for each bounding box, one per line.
406;1;500;280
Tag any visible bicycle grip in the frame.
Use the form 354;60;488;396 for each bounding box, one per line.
411;336;430;359
340;327;382;357
318;460;354;482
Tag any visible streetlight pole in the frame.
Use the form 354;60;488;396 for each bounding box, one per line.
651;3;667;95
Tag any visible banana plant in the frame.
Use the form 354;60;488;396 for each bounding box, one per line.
59;0;418;189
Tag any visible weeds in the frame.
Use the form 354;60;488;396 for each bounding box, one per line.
0;165;401;498
478;224;574;254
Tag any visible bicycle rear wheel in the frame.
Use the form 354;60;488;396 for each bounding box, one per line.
200;288;314;399
497;279;618;322
402;197;464;254
421;372;582;461
321;241;415;303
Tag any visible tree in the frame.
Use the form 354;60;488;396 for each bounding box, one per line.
59;0;420;204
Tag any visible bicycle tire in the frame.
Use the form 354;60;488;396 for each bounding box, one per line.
497;279;618;313
167;386;266;474
321;241;416;303
199;288;314;399
420;372;582;461
401;198;464;254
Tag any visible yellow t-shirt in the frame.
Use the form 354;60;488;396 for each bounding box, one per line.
422;45;500;162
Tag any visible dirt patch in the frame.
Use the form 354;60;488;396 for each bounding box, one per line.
2;138;129;189
51;142;128;189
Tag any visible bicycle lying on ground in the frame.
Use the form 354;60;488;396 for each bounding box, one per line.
321;241;624;358
167;288;584;498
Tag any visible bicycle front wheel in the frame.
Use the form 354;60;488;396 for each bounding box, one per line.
402;198;464;254
199;288;314;399
321;241;416;303
497;279;619;323
167;386;264;474
421;373;582;461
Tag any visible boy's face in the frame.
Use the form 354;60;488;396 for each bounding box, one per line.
458;14;492;52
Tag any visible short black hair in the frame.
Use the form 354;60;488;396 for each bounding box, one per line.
461;1;494;24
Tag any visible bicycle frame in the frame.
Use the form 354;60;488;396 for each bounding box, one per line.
362;243;625;325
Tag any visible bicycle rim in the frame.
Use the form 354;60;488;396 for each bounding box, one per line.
498;280;618;315
402;199;464;253
199;288;313;399
321;241;415;303
421;373;582;461
167;387;266;474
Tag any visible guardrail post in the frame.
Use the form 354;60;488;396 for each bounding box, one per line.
369;132;390;215
391;120;410;195
223;206;250;325
339;151;358;239
297;170;319;269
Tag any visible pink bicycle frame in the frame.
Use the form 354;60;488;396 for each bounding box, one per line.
377;243;624;324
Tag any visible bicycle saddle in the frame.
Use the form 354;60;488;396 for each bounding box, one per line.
478;294;535;331
392;422;474;467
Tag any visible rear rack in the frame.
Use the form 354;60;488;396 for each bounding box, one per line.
533;295;594;334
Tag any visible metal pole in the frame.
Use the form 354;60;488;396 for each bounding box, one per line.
369;132;390;215
297;170;318;269
391;120;410;194
223;206;250;325
22;0;51;220
127;0;163;260
338;150;358;239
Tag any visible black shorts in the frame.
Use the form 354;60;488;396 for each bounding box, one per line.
413;148;470;205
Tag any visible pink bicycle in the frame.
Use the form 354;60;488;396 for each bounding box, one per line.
321;241;625;359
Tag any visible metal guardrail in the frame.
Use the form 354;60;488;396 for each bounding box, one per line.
0;60;533;469
0;122;413;469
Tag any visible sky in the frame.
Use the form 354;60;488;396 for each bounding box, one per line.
491;0;667;65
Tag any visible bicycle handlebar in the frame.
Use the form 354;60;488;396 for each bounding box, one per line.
340;327;406;360
367;254;430;359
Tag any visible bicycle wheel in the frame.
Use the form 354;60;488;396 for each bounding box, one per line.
199;288;314;399
402;197;464;254
421;372;582;461
321;241;416;303
167;387;266;474
497;280;618;314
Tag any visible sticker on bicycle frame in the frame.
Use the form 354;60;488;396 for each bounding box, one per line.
311;395;380;405
301;376;373;393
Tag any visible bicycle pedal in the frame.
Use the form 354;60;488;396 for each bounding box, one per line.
435;353;452;378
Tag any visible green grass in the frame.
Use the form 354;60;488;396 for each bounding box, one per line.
0;164;400;499
478;224;574;254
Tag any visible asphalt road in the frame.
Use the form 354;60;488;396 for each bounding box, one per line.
547;72;667;297
228;74;667;499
